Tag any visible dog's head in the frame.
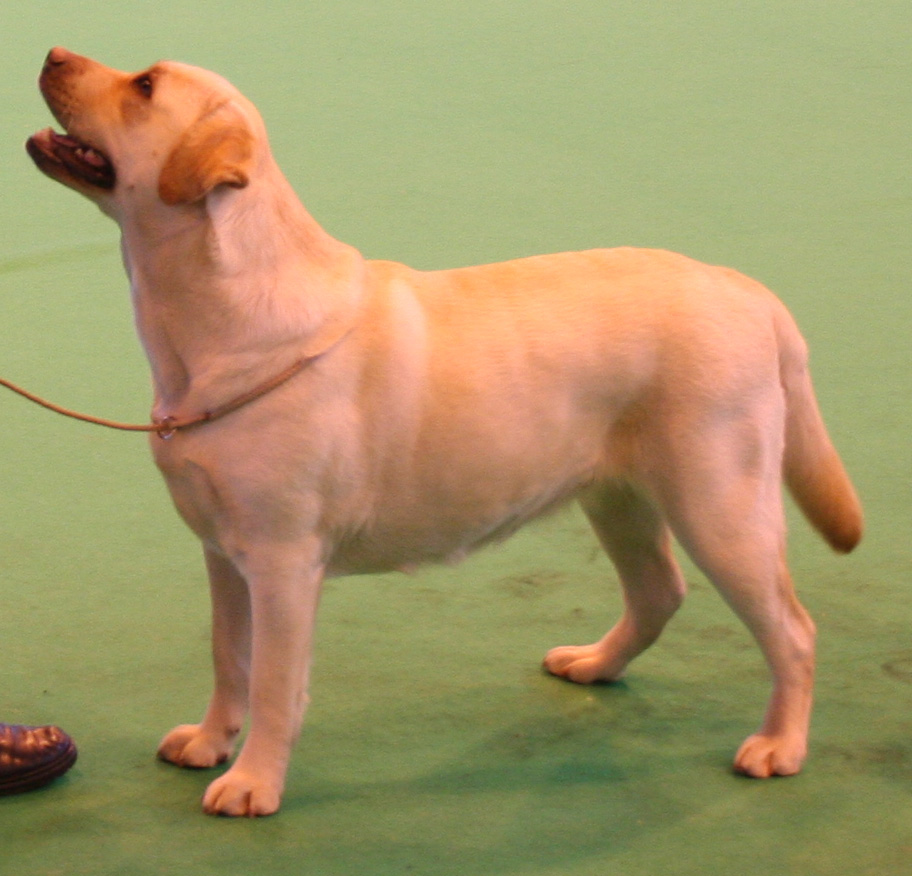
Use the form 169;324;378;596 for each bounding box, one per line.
27;48;264;216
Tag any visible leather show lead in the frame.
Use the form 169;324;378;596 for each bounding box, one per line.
0;353;318;439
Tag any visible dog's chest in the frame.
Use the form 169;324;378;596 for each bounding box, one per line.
150;440;226;542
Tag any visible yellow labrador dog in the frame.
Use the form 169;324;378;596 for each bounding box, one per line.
28;48;862;817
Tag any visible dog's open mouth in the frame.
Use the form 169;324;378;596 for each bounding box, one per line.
26;128;116;190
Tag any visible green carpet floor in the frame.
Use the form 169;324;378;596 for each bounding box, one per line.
0;2;910;874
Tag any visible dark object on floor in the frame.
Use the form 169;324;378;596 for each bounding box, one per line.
0;723;77;796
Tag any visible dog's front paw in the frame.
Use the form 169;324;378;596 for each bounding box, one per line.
202;767;282;817
157;723;237;769
734;732;806;778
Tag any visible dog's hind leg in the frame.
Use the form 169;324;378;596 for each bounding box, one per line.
655;415;816;778
674;520;815;777
158;549;252;769
544;482;687;683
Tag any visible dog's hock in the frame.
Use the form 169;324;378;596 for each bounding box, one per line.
158;103;255;205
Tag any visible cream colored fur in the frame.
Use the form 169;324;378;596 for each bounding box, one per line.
28;48;862;817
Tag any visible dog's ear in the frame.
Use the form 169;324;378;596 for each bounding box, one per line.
158;104;255;206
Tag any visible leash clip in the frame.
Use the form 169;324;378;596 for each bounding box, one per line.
156;416;177;440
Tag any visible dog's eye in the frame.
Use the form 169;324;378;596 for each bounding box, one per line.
133;75;154;98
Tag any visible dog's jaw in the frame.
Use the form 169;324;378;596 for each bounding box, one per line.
26;127;116;193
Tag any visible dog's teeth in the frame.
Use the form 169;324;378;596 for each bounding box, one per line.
82;148;107;168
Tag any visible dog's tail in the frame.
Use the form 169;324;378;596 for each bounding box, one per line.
776;304;863;553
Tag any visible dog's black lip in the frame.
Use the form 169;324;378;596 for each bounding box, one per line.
26;127;116;191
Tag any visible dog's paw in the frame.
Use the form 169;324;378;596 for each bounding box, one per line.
157;724;236;769
543;643;625;684
202;768;282;817
733;732;806;778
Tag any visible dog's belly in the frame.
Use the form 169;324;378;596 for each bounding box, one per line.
323;412;615;576
325;470;594;576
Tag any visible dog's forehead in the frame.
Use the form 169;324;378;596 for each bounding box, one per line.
140;61;262;133
150;61;239;97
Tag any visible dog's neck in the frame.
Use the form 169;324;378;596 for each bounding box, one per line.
119;165;364;419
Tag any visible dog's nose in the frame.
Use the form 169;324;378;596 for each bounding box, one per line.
45;47;72;66
42;47;81;75
43;48;68;80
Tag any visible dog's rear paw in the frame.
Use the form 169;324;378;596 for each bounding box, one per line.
543;643;625;684
202;768;282;817
734;732;806;778
157;724;236;769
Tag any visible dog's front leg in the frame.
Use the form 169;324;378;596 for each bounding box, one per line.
158;549;252;769
199;548;324;817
